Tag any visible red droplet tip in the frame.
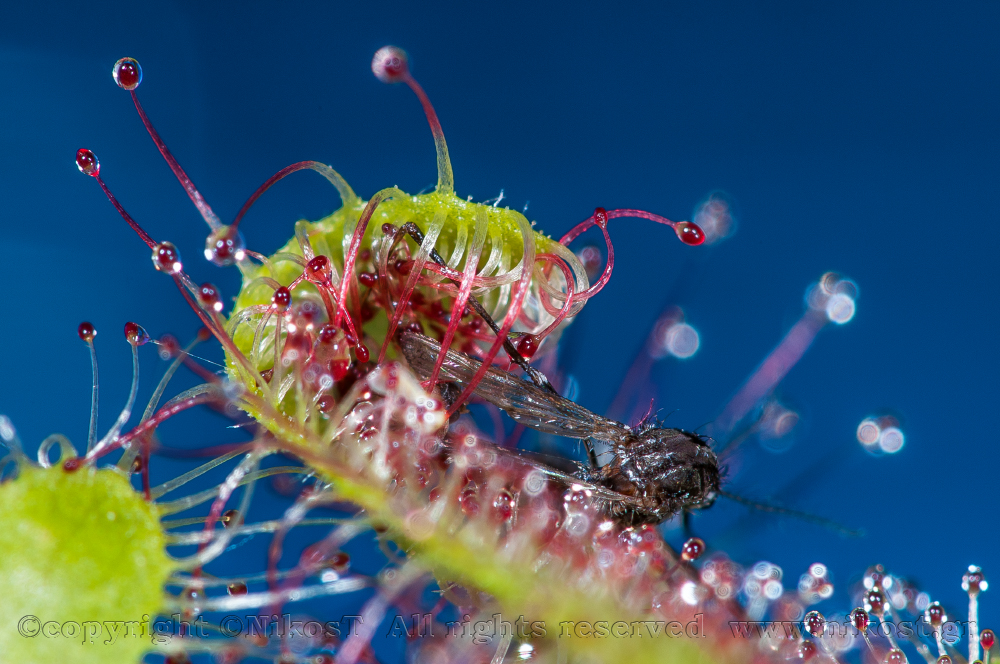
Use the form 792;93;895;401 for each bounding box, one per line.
156;334;179;359
884;649;907;664
318;324;339;344
305;255;331;284
203;225;246;267
124;322;150;346
514;334;539;361
197;283;224;313
152;241;183;274
372;46;409;84
76;149;100;177
77;321;96;342
343;326;358;347
850;607;869;631
227;582;248;596
925;602;946;626
271;287;292;312
803;611;825;637
680;536;705;561
113;57;142;91
316;394;336;413
593;207;609;230
355;343;370;364
674;221;706;246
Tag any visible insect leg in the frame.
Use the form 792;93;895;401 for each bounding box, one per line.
583;439;599;469
681;509;694;540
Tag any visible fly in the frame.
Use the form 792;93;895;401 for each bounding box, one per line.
399;330;720;526
392;221;853;535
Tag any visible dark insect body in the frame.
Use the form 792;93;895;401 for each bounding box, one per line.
400;331;720;526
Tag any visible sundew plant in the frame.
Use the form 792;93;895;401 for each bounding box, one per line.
2;11;998;664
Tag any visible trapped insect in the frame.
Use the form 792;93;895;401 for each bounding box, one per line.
400;330;720;526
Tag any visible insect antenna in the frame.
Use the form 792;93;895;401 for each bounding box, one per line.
717;489;862;537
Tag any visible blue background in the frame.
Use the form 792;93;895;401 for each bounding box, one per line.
1;0;997;656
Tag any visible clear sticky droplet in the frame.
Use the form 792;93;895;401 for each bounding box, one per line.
76;148;99;177
203;225;246;266
372;46;409;83
197;283;224;313
803;611;825;637
681;537;706;561
124;322;150;346
152;241;183;274
113;57;142;90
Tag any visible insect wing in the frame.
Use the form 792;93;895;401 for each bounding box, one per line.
400;332;625;441
482;441;643;512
